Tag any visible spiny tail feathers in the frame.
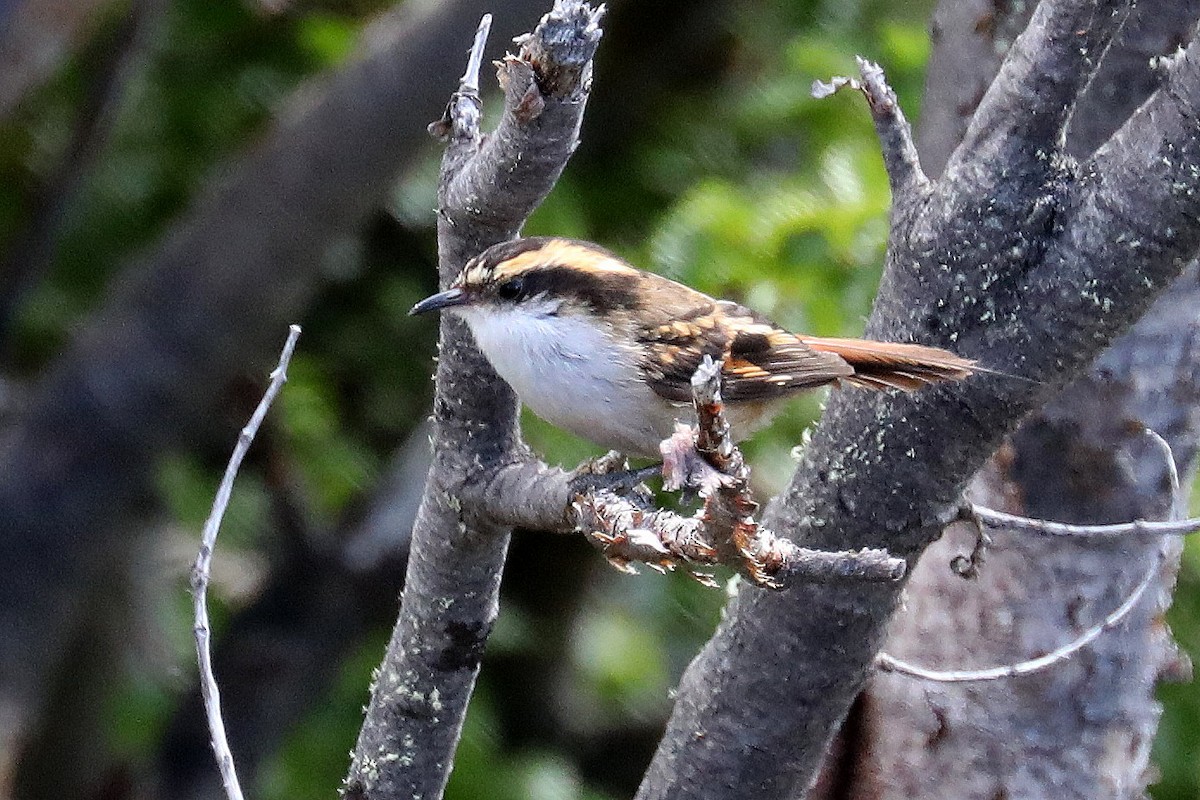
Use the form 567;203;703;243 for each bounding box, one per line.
800;337;975;392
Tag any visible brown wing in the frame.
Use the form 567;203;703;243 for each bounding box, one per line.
637;301;854;403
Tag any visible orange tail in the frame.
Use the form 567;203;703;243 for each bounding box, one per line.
800;336;975;391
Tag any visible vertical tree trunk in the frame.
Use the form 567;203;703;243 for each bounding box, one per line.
840;3;1200;797
640;0;1200;796
345;5;604;799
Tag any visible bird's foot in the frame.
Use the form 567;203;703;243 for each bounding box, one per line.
570;451;662;494
660;424;735;495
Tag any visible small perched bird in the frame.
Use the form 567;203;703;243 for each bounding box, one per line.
411;237;975;457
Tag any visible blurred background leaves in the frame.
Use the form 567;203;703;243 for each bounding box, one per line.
1;0;1197;798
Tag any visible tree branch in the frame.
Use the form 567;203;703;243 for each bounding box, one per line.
953;0;1131;173
915;0;1037;178
191;325;300;800
637;4;1200;798
875;551;1160;683
813;57;928;198
971;505;1200;538
158;421;430;799
1040;35;1200;354
831;3;1200;798
0;0;164;348
344;5;603;799
468;354;908;587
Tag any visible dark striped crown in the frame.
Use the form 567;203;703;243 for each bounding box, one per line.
456;237;645;313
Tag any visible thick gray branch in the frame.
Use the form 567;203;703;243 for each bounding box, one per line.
869;318;1197;797
953;0;1130;175
638;5;1200;798
822;3;1200;799
344;5;602;799
856;261;1200;799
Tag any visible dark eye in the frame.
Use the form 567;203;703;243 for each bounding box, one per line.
496;278;524;301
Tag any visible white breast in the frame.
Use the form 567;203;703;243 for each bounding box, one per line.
457;304;686;456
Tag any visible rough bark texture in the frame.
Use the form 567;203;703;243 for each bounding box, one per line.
846;2;1200;797
343;5;603;799
916;0;1036;178
853;285;1197;798
636;1;1200;797
0;0;546;779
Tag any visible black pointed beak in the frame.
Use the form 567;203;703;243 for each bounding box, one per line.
409;287;469;315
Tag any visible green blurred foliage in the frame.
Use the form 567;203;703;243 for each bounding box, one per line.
3;0;1199;797
449;680;617;800
3;0;369;368
1156;478;1200;800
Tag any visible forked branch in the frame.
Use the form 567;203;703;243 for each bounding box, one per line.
346;5;604;799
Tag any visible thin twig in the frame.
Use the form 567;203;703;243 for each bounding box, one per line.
778;545;907;583
577;490;718;572
876;552;1160;683
1144;425;1181;497
460;13;492;95
965;425;1195;539
971;505;1200;538
689;355;908;585
812;57;928;197
480;455;906;584
686;355;777;585
190;324;301;800
575;489;906;585
427;13;491;141
949;504;990;579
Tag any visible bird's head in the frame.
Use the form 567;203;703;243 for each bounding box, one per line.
409;237;646;321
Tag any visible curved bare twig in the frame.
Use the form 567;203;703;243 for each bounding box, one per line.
876;553;1159;683
192;325;300;800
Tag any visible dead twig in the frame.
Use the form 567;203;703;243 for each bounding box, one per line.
967;427;1194;539
190;324;301;800
970;505;1200;538
812;57;928;197
876;552;1160;683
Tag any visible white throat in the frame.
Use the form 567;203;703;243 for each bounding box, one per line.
456;303;682;455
